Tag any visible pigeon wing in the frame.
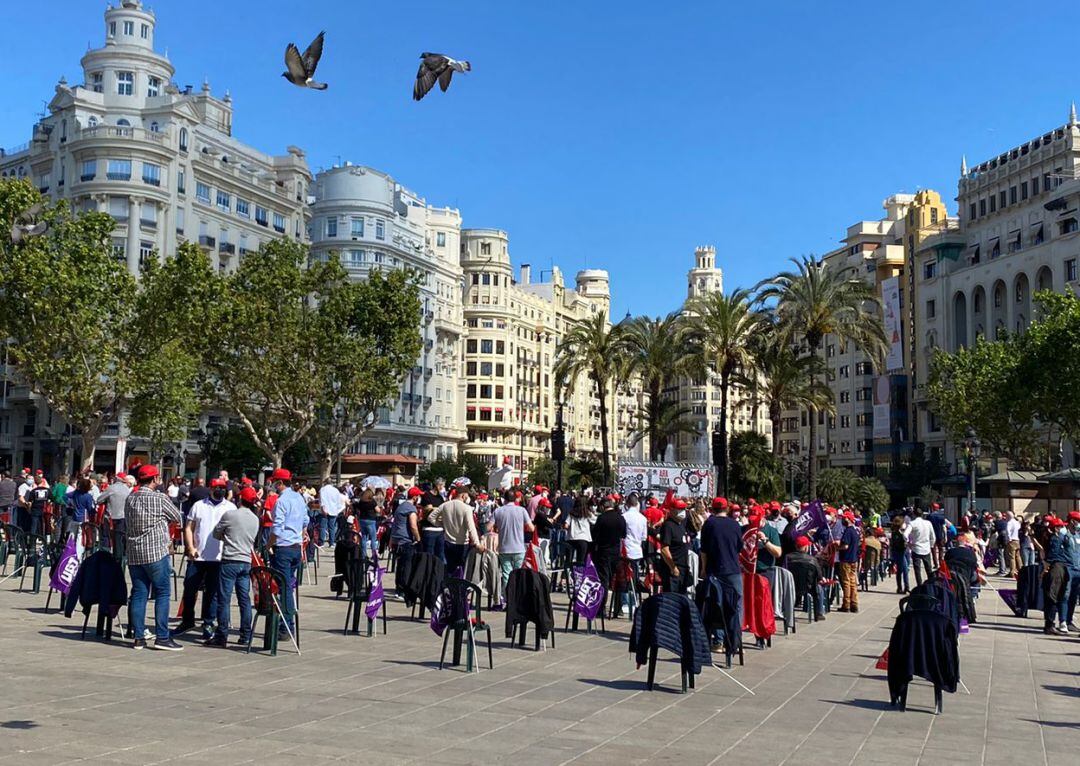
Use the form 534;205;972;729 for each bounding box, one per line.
27;221;47;237
19;203;42;222
302;31;325;75
284;43;307;80
10;224;23;245
414;59;440;101
438;67;453;92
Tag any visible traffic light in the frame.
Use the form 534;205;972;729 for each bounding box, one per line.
550;428;566;461
711;430;723;467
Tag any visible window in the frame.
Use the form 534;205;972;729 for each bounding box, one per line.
141;23;149;39
436;232;446;247
176;170;185;195
856;361;873;375
856;413;871;427
351;217;363;237
273;213;286;232
840;415;850;428
123;20;134;35
1033;176;1040;195
345;249;364;265
91;72;103;93
214;190;230;212
179;127;188;152
142;162;160;186
236;198;249;218
990;240;1000;258
109;21;116;37
1009;186;1017;204
839;365;850;379
998;190;1006;209
968;203;976;220
480;362;493;375
839;391;850;403
375;219;385;240
979;199;986;216
255;206;268;226
989;195;996;213
176;208;185;234
373;252;385;264
482;274;491;285
325;217;337;237
108;196;129;220
466;339;477;353
195;182;211;203
106;159;131;180
1021;181;1028;200
139;240;154;266
117;71;134;95
857;440;870;452
826;344;835;358
479;408;492;422
495;385;504;398
926;299;935;319
496;340;505;354
466;384;476;398
479;385;492;398
1067;259;1078;283
470;274;479;285
147;76;160;97
80;159;96;182
480;242;491;256
1061;218;1079;236
495;363;505;376
480;340;493;353
923;260;937;279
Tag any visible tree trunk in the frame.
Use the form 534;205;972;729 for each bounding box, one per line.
769;400;782;456
648;381;661;462
806;341;821;500
719;367;730;496
78;421;105;473
599;379;611;486
319;450;334;485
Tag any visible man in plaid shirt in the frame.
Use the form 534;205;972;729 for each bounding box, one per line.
124;464;183;651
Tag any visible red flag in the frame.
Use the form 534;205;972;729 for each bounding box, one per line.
938;559;952;581
875;647;889;670
523;528;540;571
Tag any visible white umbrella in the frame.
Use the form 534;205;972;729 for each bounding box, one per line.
451;476;472;487
361;475;392;490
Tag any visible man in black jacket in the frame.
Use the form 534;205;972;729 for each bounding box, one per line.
786;536;825;620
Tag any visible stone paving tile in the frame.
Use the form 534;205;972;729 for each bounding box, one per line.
2;570;1079;766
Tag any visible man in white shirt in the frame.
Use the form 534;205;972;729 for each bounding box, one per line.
318;480;346;547
173;477;234;640
621;494;648;614
1004;510;1021;577
905;506;937;587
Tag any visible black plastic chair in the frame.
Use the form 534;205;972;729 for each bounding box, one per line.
246;566;288;656
1;524;27;577
19;533;52;593
438;578;493;672
343;558;388;637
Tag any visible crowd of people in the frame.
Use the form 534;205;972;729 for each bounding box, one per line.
2;463;1078;655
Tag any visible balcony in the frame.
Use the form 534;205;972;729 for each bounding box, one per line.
142;175;161;187
106;171;131;181
424;396;432;408
256;218;268;228
139;218;157;229
198;235;216;248
412;366;422;377
80;173;96;182
71;125;170;148
219;242;236;256
424;311;434;324
273;224;286;234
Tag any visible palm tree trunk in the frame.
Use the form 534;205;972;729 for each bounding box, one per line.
599;379;611;486
807;340;821;499
648;381;661;461
719;367;730;496
769;400;782;456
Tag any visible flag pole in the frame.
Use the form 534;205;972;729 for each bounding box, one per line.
711;663;756;695
0;564;27;585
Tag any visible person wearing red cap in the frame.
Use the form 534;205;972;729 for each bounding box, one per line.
658;498;691;594
836;512;860;613
268;468;305;637
124;464;183;650
699;496;744;649
207;485;260;647
388;487;423;599
786;535;826;621
173;478;235;640
96;472;134;555
1063;512;1080;631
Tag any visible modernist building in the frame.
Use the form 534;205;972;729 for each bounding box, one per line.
673;246;770;463
458;229;642;473
308;164;467;463
0;0;311;473
913;107;1080;470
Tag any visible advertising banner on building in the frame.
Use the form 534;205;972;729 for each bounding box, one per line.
615;462;713;501
881;276;904;372
872;375;891;440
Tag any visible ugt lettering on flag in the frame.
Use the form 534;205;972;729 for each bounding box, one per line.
792;500;827;537
572;554;605;622
49;537;80;595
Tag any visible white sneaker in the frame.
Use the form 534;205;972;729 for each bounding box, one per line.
1054;624;1069;635
143;629;153;640
1059;622;1071;634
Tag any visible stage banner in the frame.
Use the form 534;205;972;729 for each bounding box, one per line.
882;276;903;372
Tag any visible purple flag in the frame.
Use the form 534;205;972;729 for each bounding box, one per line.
365;567;385;621
998;588;1018;615
959;617;969;634
792;501;827;538
49;537;80;595
572;554;605;622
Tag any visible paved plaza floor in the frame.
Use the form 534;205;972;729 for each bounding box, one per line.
0;559;1077;766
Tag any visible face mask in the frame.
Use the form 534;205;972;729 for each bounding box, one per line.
826;516;835;524
675;510;686;521
211;488;225;501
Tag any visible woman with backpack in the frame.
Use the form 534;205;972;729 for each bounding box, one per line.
890;515;910;594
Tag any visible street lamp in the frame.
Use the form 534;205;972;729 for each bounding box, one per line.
963;426;981;514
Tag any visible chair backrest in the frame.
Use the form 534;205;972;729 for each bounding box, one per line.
250;566;284;616
900;593;941;613
4;524;26;552
444;577;481;625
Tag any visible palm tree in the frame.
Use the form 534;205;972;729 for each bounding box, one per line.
626;398;702;461
619;313;692;460
737;331;835;454
682;288;762;495
756;256;888;498
554;312;624;486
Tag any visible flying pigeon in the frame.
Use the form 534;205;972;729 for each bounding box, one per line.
282;32;328;90
9;203;46;244
413;53;471;101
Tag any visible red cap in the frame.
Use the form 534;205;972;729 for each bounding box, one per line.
647;497;659;507
136;464;159;481
795;535;812;548
932;503;941;510
671;499;688;510
539;498;552;508
711;497;729;511
1048;516;1065;528
239;487;259;504
843;511;856;521
503;457;512;465
732;504;741;512
270;468;292;481
407;486;423;498
533;484;544;493
116;472;127;480
34;469;43;475
770;500;781;511
241;477;254;486
209;478;227;488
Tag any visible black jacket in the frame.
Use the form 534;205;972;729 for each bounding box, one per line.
631;592;711;676
887;608;959;700
403;551;445;610
1016;564;1044;616
504;568;554;638
910;575;960;631
63;551;127;619
694;575;741;653
785;553;823;606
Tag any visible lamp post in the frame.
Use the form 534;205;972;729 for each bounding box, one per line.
57;430;71;477
963;426;981;514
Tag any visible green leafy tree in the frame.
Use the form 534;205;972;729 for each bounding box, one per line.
417;454;489;489
203;424;310;477
303;264;423;482
850;476;890;516
553;313;625;485
566;455;605;489
683;289;762;495
619;313;691;460
756;256;887;498
816;467;856;505
626;399;701;462
728;431;783;501
928;335;1042;468
528;457;558;489
1021;290;1080;466
0;181;208;470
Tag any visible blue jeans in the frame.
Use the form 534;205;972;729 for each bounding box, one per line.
179;560;220;635
129;555;172;642
421;528;445;563
445;542;470;574
498;552;525;593
359;519;378;562
1066;572;1080;625
319;514;337;546
892;555;909;592
272;545;302;631
1021;547;1036;568
215;561;252;643
549;528;566;566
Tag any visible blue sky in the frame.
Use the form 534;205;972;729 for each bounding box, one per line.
4;1;1080;317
